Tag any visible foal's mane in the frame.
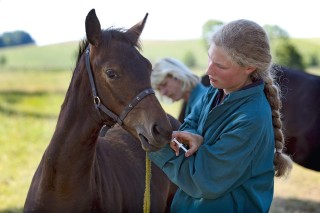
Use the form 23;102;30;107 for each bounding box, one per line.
76;27;143;66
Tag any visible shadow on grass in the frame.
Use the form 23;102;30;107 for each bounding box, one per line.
0;90;64;119
0;90;65;104
271;197;320;213
0;105;57;119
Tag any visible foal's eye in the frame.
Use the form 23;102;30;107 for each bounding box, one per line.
105;69;117;79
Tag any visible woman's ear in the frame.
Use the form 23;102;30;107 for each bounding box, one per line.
245;66;257;75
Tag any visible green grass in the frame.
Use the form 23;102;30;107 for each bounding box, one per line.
0;70;70;212
0;42;78;71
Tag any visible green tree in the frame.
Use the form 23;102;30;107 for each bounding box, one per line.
183;51;197;68
0;31;35;48
0;55;6;66
202;20;224;49
274;41;305;70
264;24;305;70
263;24;289;41
309;54;319;67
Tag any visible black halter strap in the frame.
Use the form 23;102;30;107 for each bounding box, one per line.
85;47;154;126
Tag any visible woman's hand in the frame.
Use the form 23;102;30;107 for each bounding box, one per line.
171;131;203;157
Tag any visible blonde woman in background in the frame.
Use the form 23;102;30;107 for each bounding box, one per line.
151;58;208;119
149;19;293;212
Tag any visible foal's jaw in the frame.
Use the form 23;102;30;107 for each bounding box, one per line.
138;133;158;152
137;125;172;152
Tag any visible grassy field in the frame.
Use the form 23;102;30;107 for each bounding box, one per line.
0;39;320;212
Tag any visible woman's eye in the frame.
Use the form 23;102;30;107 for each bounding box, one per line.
106;69;117;79
217;64;226;69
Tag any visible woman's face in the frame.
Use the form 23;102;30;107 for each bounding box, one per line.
206;43;255;94
157;75;184;101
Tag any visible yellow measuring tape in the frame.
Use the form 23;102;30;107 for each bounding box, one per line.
143;152;151;213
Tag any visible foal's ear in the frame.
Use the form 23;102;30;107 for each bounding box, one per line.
85;9;102;47
126;13;148;44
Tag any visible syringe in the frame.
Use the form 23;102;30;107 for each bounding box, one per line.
172;138;188;152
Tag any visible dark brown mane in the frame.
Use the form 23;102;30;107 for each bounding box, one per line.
102;27;142;50
76;39;89;64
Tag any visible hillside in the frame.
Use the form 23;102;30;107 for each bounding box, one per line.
0;39;208;72
0;38;319;75
0;42;78;71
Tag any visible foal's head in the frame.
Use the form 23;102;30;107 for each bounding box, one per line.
82;9;172;151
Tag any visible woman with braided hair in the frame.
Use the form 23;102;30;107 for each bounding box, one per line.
148;19;292;212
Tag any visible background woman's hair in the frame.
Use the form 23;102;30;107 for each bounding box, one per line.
211;19;293;177
151;58;200;93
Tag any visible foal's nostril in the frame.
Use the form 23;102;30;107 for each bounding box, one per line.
152;124;161;136
151;123;172;144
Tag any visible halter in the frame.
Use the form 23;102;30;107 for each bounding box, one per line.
85;47;155;127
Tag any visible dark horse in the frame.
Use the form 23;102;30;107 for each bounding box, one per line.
24;9;178;212
179;65;320;171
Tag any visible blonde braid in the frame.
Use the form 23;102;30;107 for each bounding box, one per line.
264;73;293;177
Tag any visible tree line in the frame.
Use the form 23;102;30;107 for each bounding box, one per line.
0;31;35;48
182;20;319;71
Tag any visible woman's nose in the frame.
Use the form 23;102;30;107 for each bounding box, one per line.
205;67;210;75
205;67;211;76
159;87;167;96
206;63;214;75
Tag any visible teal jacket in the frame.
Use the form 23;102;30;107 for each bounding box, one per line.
149;82;275;213
184;83;208;117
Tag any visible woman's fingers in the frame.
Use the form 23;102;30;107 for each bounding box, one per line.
171;131;204;157
185;145;196;157
172;131;192;140
170;139;180;156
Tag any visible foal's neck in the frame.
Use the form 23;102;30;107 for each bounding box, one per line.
45;67;105;178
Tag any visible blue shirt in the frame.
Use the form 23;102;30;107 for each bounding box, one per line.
149;82;275;213
184;83;208;117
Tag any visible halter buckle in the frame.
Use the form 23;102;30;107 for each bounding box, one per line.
94;96;101;107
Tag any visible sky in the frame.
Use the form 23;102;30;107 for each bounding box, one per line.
0;0;319;46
